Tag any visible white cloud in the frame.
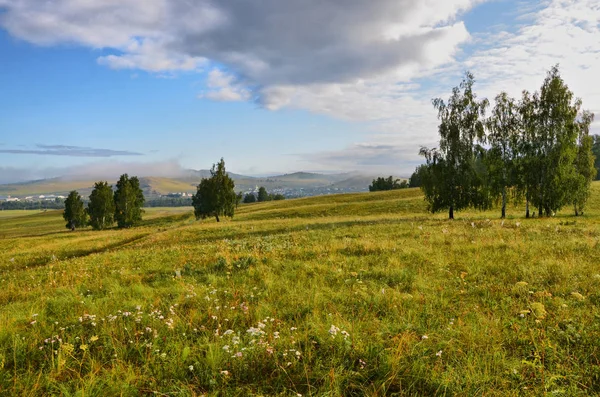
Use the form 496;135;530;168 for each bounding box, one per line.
1;0;599;173
201;69;251;102
0;0;478;82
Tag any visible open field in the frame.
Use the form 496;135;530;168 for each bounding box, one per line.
1;185;600;395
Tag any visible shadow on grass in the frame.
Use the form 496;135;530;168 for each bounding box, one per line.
4;233;151;272
186;216;433;244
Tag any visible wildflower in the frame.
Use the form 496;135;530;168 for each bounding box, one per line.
223;329;234;336
329;325;340;337
247;327;264;337
188;365;194;371
222;345;230;352
421;335;428;340
220;370;230;376
273;332;280;339
89;335;99;343
30;320;37;325
359;359;366;369
80;344;88;351
436;350;443;357
233;352;243;358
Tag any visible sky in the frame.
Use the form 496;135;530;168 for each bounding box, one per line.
0;0;599;184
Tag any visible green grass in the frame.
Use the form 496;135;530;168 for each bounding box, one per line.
1;185;600;396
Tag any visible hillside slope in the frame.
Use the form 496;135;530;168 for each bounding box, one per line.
1;183;600;395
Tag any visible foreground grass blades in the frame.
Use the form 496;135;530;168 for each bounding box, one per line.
1;186;600;396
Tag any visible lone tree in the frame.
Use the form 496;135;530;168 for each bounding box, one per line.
192;158;237;222
114;174;145;228
257;186;269;202
63;190;87;230
87;181;115;230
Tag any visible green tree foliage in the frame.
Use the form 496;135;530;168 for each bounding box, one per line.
409;166;425;188
114;174;145;228
486;92;520;218
592;135;600;180
236;192;243;208
418;66;595;219
87;181;115;230
368;176;407;191
63;190;87;230
192;158;236;222
420;72;489;219
257;186;269;202
526;66;584;216
572;111;596;215
270;193;286;200
243;193;256;203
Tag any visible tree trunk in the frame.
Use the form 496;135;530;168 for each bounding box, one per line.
449;206;454;220
575;205;579;217
501;188;506;219
538;205;543;217
215;215;220;222
526;200;530;219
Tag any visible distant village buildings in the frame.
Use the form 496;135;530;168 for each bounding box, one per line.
0;194;65;202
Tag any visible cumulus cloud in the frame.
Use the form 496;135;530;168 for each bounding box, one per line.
1;0;599;173
201;69;251;101
0;0;478;93
0;145;143;157
464;0;600;122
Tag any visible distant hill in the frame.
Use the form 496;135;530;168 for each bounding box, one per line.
0;171;397;199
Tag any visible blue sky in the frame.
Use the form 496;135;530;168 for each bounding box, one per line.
0;0;598;183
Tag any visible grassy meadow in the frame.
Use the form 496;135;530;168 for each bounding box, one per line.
1;185;600;396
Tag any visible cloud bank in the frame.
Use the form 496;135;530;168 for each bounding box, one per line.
0;160;186;185
0;145;143;157
0;0;478;103
1;0;599;172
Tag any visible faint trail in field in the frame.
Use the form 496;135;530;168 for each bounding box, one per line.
5;233;151;272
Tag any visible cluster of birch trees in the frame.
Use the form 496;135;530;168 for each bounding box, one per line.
419;66;596;219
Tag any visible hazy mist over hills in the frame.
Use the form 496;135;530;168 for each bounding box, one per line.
0;169;405;199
